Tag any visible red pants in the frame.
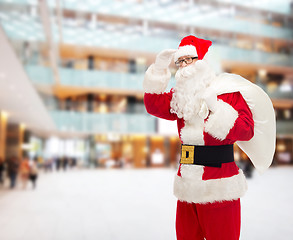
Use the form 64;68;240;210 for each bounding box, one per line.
176;199;241;240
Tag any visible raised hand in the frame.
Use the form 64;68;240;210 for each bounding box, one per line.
154;49;177;71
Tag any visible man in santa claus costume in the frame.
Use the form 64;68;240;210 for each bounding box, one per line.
143;35;276;240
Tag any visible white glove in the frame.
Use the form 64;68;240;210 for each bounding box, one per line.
154;49;177;72
203;90;217;113
198;101;209;119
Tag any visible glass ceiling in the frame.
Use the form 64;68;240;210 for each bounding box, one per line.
0;2;292;47
0;11;44;41
0;0;292;64
216;0;292;15
0;0;291;15
1;7;292;69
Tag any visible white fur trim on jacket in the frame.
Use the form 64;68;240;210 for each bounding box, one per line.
143;64;171;94
180;117;205;145
204;100;238;141
173;165;247;204
174;45;198;62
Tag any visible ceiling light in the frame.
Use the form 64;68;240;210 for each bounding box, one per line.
284;109;291;119
258;69;267;78
280;82;292;92
1;111;9;119
277;142;286;151
20;123;26;130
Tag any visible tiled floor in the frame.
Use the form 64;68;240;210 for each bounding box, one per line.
0;166;292;240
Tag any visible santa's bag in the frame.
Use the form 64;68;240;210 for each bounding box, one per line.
210;73;276;173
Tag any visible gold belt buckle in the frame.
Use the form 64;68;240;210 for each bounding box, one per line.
180;145;195;164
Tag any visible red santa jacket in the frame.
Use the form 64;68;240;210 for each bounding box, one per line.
144;90;254;204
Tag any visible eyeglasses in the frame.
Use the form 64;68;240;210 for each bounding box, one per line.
175;57;198;67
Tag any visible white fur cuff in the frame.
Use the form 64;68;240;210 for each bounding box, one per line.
204;100;238;140
143;64;171;94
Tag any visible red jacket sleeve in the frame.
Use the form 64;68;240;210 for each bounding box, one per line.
219;92;254;142
144;91;177;121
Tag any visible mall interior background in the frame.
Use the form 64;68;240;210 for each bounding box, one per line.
0;0;293;172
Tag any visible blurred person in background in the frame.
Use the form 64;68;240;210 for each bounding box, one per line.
29;159;38;189
19;156;30;189
143;35;275;240
44;158;54;172
236;152;254;179
71;157;77;168
62;156;68;171
37;155;44;168
7;156;19;189
22;41;31;64
0;157;4;185
56;156;61;171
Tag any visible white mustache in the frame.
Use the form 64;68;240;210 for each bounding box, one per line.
180;65;197;78
175;60;207;81
176;64;196;80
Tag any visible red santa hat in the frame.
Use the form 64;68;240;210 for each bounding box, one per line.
174;35;212;61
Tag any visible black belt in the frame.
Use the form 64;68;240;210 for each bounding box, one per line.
180;144;234;168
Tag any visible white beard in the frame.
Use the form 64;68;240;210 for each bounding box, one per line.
170;60;216;121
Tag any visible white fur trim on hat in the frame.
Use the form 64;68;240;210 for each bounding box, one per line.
204;99;238;141
143;64;171;94
174;45;198;62
173;165;247;204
